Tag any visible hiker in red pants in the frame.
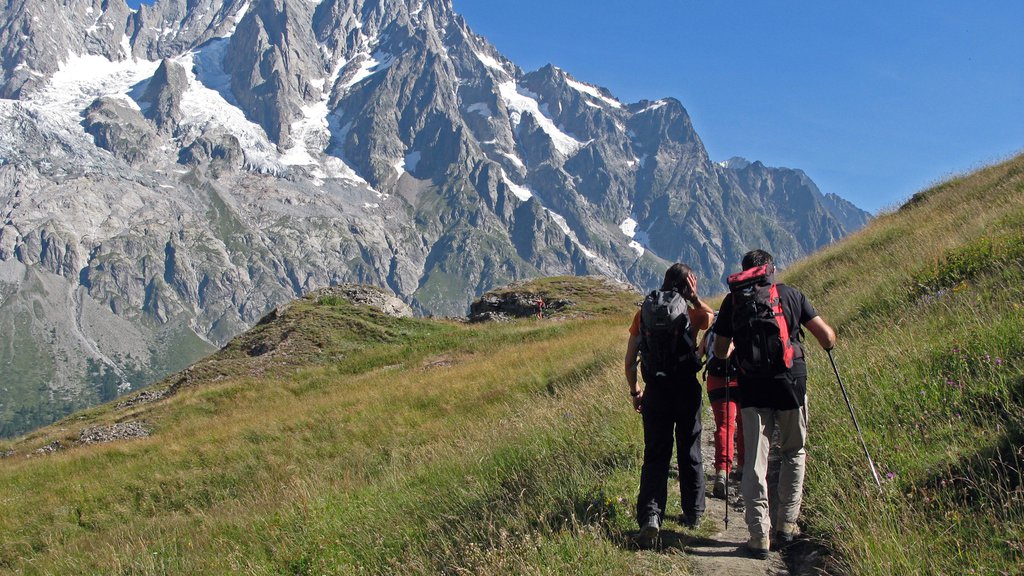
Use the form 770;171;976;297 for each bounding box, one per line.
698;321;744;498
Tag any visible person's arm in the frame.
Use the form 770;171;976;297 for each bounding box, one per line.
805;316;836;350
624;333;643;412
713;334;732;360
697;332;709;359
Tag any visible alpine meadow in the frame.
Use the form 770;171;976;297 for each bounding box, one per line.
1;154;1022;574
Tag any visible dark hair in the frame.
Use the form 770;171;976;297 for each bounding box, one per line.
742;249;774;270
661;263;693;293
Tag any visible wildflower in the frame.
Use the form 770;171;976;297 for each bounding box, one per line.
886;472;896;480
952;347;960;354
995;357;1004;366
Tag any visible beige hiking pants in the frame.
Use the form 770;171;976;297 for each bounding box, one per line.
740;399;808;538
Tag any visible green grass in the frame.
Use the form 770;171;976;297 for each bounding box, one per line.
2;157;1023;574
0;278;674;575
786;153;1024;574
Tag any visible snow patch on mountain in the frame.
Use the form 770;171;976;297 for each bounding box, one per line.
619;216;646;256
342;50;396;92
221;0;248;36
28;50;159;126
500;170;533;201
547;209;596;259
467;102;492;117
473;50;507;76
394;150;421;175
638;100;668;114
179;44;279;170
500;151;525;170
281;97;330;167
498;81;585;158
281;57;348;169
324;119;373;187
619;217;638;238
565;77;622;109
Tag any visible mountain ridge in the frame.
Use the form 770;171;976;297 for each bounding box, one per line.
0;0;869;437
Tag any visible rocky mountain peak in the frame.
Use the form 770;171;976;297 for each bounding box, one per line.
0;0;871;438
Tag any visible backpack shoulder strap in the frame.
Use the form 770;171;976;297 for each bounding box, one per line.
769;283;795;368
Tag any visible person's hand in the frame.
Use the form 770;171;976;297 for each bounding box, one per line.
685;272;699;303
632;390;643;413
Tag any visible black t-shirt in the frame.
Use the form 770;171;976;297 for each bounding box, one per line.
713;283;819;409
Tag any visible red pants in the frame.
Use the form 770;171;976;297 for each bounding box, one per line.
709;387;744;472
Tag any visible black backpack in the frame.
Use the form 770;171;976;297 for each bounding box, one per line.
726;264;795;377
702;320;737;379
638;289;701;381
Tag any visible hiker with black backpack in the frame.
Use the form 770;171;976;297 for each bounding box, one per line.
712;249;836;559
624;263;715;548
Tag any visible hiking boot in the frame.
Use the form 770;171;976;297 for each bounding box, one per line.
637;515;660;549
745;535;770;560
730;467;743;482
678;512;702;529
774;521;800;548
712;470;727;499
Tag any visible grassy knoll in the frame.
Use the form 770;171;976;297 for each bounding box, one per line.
1;155;1023;574
1;279;688;575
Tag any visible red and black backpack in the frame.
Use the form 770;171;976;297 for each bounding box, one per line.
726;264;795;377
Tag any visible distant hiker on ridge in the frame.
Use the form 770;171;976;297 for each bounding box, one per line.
624;263;715;548
712;249;836;559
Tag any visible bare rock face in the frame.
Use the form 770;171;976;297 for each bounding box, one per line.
139;59;189;132
178;132;245;170
223;0;326;144
0;0;870;438
82;97;158;165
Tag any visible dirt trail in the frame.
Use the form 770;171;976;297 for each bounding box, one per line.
683;419;835;576
682;431;792;576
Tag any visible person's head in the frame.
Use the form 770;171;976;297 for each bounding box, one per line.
661;263;693;294
742;249;774;271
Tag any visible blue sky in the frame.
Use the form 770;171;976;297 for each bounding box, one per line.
453;0;1023;213
123;0;1022;213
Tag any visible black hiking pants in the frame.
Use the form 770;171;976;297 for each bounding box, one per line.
636;372;706;525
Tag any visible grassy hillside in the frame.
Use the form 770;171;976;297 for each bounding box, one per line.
783;153;1024;574
1;154;1023;575
0;278;672;575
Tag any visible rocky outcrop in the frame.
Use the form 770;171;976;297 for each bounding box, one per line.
179;133;245;170
140;59;189;132
78;421;151;445
468;276;638;322
309;284;413;318
82;98;158;165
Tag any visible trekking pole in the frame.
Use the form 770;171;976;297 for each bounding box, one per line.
827;349;882;490
723;378;730;529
